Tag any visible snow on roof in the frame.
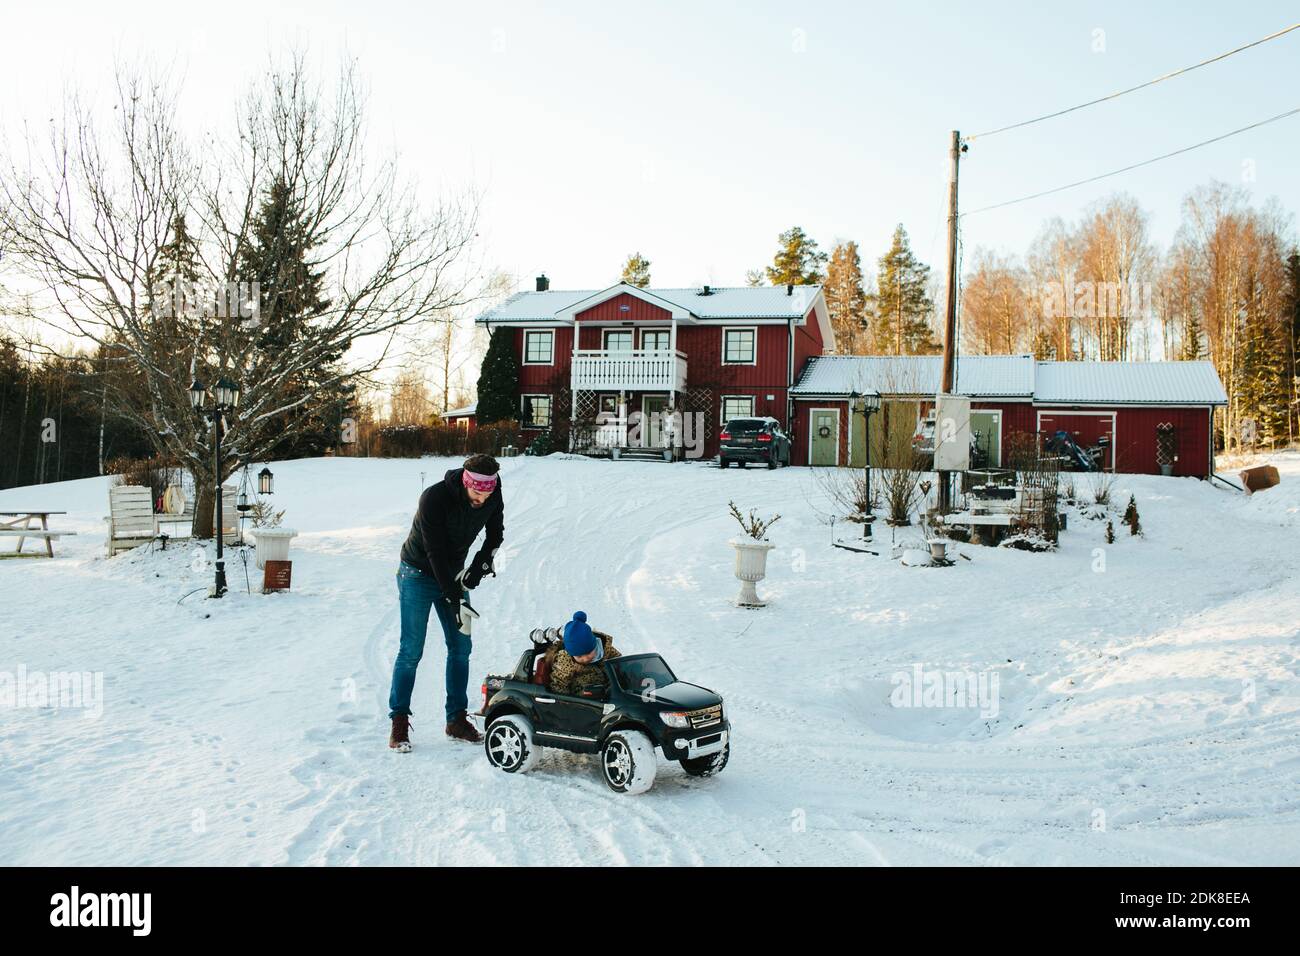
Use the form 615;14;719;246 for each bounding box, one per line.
441;403;476;418
792;355;1228;405
791;355;1035;397
476;284;820;323
1034;361;1227;405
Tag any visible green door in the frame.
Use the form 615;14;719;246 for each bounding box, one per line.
970;410;1001;467
810;409;839;466
849;404;866;468
642;395;669;447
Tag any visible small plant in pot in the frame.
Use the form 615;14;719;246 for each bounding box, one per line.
728;500;779;607
250;498;296;570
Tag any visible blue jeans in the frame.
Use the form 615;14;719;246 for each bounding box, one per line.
388;561;472;722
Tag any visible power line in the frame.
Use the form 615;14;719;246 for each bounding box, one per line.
968;21;1300;140
963;106;1300;216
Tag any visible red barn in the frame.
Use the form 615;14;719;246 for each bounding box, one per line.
790;354;1227;478
474;277;833;460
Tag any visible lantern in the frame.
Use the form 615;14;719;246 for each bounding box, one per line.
189;379;207;409
258;467;274;495
214;376;241;408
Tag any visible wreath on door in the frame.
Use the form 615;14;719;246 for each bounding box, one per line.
818;424;832;438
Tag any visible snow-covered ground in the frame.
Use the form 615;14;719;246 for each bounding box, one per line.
2;451;1299;866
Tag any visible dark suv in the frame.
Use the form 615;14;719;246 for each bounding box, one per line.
719;417;790;469
477;631;730;794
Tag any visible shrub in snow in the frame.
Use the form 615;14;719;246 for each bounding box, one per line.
1000;530;1056;552
525;430;554;456
728;500;780;540
1123;495;1142;536
1105;520;1116;544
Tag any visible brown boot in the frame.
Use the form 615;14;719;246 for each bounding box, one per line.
389;714;412;753
445;711;482;744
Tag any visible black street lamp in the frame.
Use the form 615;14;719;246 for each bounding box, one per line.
851;390;882;540
190;375;241;598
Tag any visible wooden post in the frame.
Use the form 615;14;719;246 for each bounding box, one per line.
938;129;963;514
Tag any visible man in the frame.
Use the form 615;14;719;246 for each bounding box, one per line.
389;454;503;752
549;611;620;696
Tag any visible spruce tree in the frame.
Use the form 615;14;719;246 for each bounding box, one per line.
238;177;353;457
765;226;828;286
870;224;936;355
620;252;651;288
475;327;520;424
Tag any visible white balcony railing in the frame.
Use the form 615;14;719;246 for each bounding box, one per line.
570;348;687;392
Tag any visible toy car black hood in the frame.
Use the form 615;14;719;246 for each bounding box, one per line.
644;681;721;710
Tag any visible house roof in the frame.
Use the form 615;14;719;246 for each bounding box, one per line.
1033;361;1227;405
441;403;476;418
792;355;1228;406
790;355;1035;398
477;283;822;323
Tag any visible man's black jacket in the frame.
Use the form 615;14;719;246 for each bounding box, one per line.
399;468;504;593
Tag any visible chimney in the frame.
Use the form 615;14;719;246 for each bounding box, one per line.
536;274;550;292
786;283;794;296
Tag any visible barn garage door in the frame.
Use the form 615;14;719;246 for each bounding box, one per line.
1038;411;1116;471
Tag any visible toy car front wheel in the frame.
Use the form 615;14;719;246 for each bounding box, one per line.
600;730;657;794
485;714;541;774
681;740;729;777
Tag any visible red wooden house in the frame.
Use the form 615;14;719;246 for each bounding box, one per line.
475;276;833;460
789;354;1227;477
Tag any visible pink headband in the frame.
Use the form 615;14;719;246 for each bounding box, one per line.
463;469;497;493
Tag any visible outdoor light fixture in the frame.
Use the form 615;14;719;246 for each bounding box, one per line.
258;467;274;495
214;376;240;408
192;375;243;598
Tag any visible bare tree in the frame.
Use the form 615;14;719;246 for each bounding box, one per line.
0;57;478;535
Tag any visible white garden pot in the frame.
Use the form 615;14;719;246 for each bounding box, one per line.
251;527;297;569
730;538;775;607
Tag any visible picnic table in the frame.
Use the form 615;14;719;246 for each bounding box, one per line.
0;511;76;558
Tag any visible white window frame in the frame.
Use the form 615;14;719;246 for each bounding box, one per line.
603;329;634;351
641;328;671;351
521;393;552;430
722;326;757;365
721;395;756;422
523;329;554;365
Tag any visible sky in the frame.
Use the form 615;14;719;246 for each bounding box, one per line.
1;0;1297;298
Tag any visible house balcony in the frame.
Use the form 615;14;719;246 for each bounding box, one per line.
570;348;687;392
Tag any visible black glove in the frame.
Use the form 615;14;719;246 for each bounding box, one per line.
440;596;461;627
461;558;494;590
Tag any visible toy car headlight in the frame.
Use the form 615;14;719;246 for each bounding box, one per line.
659;711;689;729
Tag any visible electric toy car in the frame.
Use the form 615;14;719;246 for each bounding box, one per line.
476;628;730;794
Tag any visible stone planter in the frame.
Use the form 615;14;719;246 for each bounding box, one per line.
251;527;297;569
1159;463;1173;477
926;538;950;561
730;538;775;607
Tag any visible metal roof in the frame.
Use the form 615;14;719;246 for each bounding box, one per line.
441;403;476;418
476;284;820;323
790;355;1035;397
1034;361;1227;405
791;355;1227;405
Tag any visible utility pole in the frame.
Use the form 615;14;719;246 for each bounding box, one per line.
937;129;964;513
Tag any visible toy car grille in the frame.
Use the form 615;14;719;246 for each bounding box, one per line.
687;705;722;728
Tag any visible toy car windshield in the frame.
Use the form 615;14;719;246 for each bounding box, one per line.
609;654;677;694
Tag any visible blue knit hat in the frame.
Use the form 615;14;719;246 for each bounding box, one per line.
563;611;596;657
